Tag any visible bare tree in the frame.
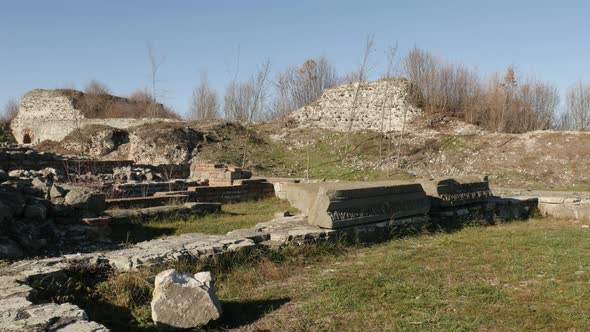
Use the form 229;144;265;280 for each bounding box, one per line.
270;56;337;119
147;43;165;116
402;47;437;108
224;81;256;121
125;88;179;119
1;98;19;123
400;48;559;134
271;72;295;119
518;78;559;131
190;72;219;120
344;35;375;156
129;89;153;104
565;81;590;130
84;80;110;95
378;44;398;168
226;60;271;167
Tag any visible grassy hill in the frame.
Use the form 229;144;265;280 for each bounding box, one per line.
33;116;590;189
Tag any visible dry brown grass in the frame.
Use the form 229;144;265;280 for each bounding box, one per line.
56;89;180;119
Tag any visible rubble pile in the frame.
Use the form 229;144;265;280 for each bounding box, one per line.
0;168;111;259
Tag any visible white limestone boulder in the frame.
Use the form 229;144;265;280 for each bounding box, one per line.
151;269;222;331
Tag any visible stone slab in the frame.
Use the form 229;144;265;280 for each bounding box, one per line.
307;181;430;229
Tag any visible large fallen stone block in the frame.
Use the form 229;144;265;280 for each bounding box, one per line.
151;269;222;331
419;176;493;208
305;181;430;229
64;188;106;213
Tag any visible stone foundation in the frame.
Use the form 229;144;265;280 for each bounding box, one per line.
189;163;252;186
155;179;275;203
0;146;134;175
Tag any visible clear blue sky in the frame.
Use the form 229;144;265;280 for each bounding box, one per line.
1;0;588;117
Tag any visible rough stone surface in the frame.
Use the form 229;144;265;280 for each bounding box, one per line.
0;257;108;332
419;176;493;207
151;269;222;331
0;238;25;259
64;188;106;213
23;203;47;220
0;169;9;182
289;78;421;132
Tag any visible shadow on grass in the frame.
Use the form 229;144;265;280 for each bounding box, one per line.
210;297;291;329
109;223;176;245
85;301;155;332
86;296;291;332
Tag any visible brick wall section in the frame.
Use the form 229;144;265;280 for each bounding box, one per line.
156;180;275;202
189;163;252;185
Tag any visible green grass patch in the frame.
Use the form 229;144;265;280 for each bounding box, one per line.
33;218;590;331
109;198;298;244
198;125;412;182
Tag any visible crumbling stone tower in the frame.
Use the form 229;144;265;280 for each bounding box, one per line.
289;78;422;132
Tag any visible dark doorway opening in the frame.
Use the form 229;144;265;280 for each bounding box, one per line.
23;134;31;144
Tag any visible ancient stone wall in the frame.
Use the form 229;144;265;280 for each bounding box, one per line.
190;163;252;186
153;179;275;203
10;89;178;144
0;146;134;175
289;78;422;132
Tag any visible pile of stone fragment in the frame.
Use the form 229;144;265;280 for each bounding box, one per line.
0;168;112;260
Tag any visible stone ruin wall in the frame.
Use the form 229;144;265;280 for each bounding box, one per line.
10;89;178;144
289;78;422;132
